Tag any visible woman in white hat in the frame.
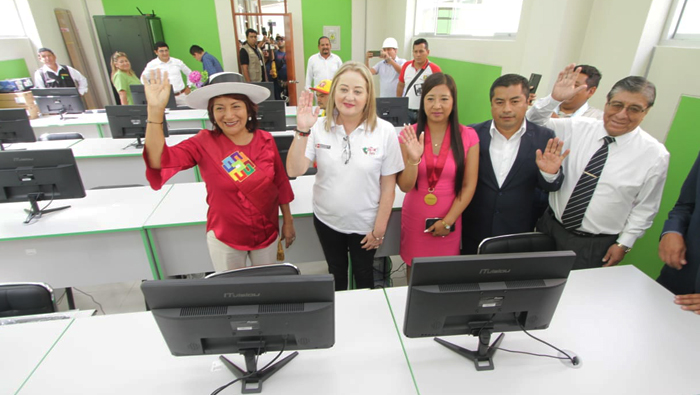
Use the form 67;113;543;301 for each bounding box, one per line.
142;70;295;272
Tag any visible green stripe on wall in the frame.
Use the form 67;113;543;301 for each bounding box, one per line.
0;59;31;80
101;0;222;77
428;57;501;126
625;95;700;279
301;0;352;82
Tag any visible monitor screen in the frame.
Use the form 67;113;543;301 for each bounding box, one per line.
250;82;274;101
257;100;286;131
376;97;409;127
403;251;575;370
130;84;177;109
31;88;85;115
105;105;169;148
0;148;86;223
0;108;36;150
142;274;335;392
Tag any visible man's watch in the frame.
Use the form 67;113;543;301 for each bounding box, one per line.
616;243;632;253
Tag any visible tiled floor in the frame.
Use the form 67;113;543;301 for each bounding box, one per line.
55;257;408;315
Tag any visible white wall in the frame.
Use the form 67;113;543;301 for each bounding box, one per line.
0;38;36;74
214;0;239;73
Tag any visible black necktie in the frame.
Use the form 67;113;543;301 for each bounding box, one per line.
561;136;615;230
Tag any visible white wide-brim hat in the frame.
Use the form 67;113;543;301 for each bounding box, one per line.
185;81;270;109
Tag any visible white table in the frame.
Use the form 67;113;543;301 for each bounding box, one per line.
385;265;700;395
69;135;198;189
1;139;82;150
17;289;417;394
143;179;404;277
0;186;171;288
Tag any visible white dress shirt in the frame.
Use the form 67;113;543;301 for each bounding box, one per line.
527;95;670;247
140;57;193;93
33;64;88;95
305;53;343;89
549;100;604;120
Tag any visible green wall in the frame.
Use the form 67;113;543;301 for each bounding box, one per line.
301;0;352;76
429;57;502;126
0;59;31;80
101;0;222;76
625;95;700;278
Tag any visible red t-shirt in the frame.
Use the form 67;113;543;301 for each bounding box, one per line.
144;129;294;250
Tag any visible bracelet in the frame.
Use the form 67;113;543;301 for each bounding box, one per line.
372;230;385;241
408;157;422;166
295;129;310;137
146;120;163;125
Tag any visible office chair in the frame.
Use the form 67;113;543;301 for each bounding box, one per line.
38;132;85;141
205;263;301;279
0;282;57;318
477;232;556;255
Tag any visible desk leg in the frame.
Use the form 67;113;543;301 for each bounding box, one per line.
65;288;75;309
142;229;163;280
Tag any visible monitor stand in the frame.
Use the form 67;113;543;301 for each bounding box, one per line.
219;349;299;394
434;328;505;371
123;136;145;149
23;192;71;223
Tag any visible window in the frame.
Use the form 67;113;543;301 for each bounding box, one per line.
672;0;700;40
414;0;524;38
0;0;26;37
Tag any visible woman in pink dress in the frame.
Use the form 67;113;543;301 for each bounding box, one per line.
398;73;479;279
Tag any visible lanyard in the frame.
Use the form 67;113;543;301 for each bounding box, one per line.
423;124;451;192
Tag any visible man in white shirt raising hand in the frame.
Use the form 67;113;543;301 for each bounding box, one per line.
528;63;670;270
141;41;193;106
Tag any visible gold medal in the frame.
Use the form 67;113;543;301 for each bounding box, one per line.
424;193;437;205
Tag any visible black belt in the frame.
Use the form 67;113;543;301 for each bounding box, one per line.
546;209;616;238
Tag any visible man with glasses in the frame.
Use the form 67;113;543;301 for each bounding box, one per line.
527;63;669;270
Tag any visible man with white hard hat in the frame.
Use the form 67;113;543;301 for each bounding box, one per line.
365;37;407;97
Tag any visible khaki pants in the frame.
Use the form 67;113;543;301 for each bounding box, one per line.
206;230;278;272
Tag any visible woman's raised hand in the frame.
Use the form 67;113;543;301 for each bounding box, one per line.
399;124;424;163
144;69;172;111
296;90;320;131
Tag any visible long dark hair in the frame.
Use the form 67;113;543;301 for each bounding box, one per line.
416;73;465;195
207;94;258;134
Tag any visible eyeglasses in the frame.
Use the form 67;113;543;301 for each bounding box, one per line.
342;136;352;165
606;101;647;115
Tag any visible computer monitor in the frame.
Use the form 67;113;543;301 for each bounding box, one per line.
403;251;575;371
105;105;169;149
272;134;316;179
376;97;409;127
141;274;335;393
257;100;286;131
31;88;85;115
0;148;86;223
130;85;177;109
0;109;36;150
250;82;274;101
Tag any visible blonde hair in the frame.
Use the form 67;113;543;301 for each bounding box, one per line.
324;61;378;132
110;51;135;80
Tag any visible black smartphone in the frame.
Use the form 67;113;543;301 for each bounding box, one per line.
370;50;381;57
529;73;542;94
425;218;455;232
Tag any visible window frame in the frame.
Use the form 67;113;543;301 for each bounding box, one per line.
413;0;522;40
659;0;700;48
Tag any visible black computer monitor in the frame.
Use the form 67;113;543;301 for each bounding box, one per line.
0;108;36;150
129;85;177;109
257;100;286;131
250;82;274;101
141;274;335;393
376;97;409;126
403;251;575;371
0;148;86;223
31;88;85;115
105;105;169;149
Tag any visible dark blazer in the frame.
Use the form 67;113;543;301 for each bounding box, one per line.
657;151;700;294
461;120;564;254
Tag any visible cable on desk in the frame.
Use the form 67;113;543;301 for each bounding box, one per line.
72;287;106;315
491;313;577;365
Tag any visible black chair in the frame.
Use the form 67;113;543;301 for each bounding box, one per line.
205;263;300;279
477;232;556;255
0;282;57;318
38;132;85;141
167;128;200;135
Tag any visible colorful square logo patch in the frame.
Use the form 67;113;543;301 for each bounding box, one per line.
222;151;256;182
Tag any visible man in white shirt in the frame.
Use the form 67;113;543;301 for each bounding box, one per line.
33;47;88;95
461;74;566;254
534;64;604;120
141;41;192;106
528;63;670;269
305;36;342;89
365;37;406;98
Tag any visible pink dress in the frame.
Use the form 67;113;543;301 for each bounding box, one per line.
400;124;479;265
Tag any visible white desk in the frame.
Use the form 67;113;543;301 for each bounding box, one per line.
1;139;82;150
143;179;404;277
0;318;74;395
17;289;417;394
0;186;171;288
69;135;198;189
385;265;700;395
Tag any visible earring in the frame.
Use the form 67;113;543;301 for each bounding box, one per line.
248;117;252;121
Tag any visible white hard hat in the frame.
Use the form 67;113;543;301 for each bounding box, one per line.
382;37;398;49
